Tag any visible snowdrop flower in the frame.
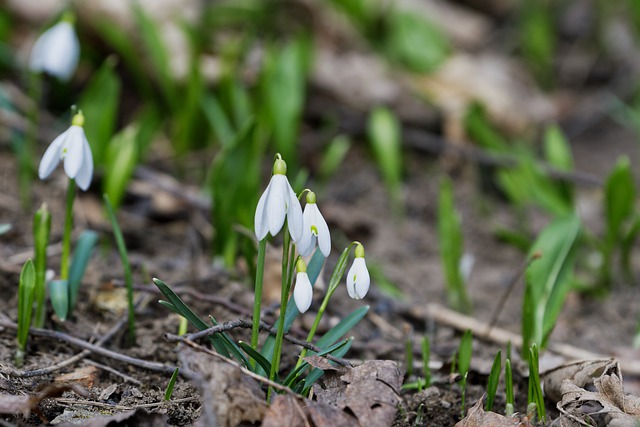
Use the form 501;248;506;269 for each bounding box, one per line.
346;243;370;299
298;191;331;257
29;12;80;81
254;154;303;242
293;259;313;313
38;111;93;191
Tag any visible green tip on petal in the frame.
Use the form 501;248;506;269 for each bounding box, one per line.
61;10;75;24
71;111;84;127
306;191;316;204
355;243;365;258
273;158;287;175
296;258;307;273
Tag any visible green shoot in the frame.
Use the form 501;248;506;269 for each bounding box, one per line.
438;176;472;313
164;368;179;401
104;126;139;211
16;260;36;367
457;330;473;379
405;335;414;378
460;372;469;418
603;156;635;285
368;106;403;216
32;203;51;328
318;134;351;184
485;350;501;411
422;336;431;388
522;214;580;354
68;230;98;314
505;358;514;416
104;194;136;345
527;344;545;422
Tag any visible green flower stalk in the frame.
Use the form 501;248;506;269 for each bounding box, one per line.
33;203;51;328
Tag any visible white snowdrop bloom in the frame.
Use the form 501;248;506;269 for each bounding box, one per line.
29;15;80;81
254;155;303;242
38;111;93;191
293;259;313;313
346;244;370;300
298;191;331;257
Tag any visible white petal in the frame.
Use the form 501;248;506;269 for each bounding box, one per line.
297;205;315;256
347;258;370;299
62;126;86;179
254;181;272;240
38;129;67;179
313;206;331;257
293;272;313;313
30;22;79;81
286;184;303;243
266;175;288;236
74;133;93;191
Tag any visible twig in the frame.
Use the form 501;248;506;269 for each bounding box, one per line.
55;396;198;411
84;360;141;385
168;317;353;368
408;302;640;376
0;318;176;374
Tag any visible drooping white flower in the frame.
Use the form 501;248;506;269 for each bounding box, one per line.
254;154;303;242
293;259;313;313
38;111;93;191
346;244;370;299
298;191;331;257
29;13;80;81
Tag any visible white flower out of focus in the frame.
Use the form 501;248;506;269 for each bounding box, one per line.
346;243;370;299
38;111;94;191
293;259;313;313
254;154;303;242
29;12;80;81
298;191;331;257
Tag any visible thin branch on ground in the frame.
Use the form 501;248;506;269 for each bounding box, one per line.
55;396;199;411
84;359;141;385
0;317;176;375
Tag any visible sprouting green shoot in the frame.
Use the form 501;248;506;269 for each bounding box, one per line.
405;336;414;378
16;259;36;367
422;336;431;388
460;371;469;418
457;330;473;379
438;176;472;313
527;344;545;422
485;350;501;411
164;367;180;401
32;203;51;328
505;358;514;416
104;194;136;345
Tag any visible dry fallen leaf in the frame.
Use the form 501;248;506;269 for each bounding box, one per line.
557;360;640;426
313;360;403;427
262;392;358;427
54;365;99;389
543;358;613;403
455;398;532;427
179;347;267;427
0;383;89;421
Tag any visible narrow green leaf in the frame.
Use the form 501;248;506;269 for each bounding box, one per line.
48;279;69;321
316;305;369;349
32;204;51;328
457;330;473;378
201;93;234;147
523;214;581;353
238;341;273;380
17;260;36;347
79;57;121;165
68;230;99;312
543;125;573;171
604;156;635;246
505;358;514;415
104;127;139;210
209;316;250;367
153;278;231;359
528;344;545;421
164;368;179;401
438;176;471;313
485;351;501;411
303;337;353;389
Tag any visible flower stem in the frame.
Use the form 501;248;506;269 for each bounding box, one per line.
60;179;76;280
268;232;293;399
295;288;333;369
251;238;267;354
